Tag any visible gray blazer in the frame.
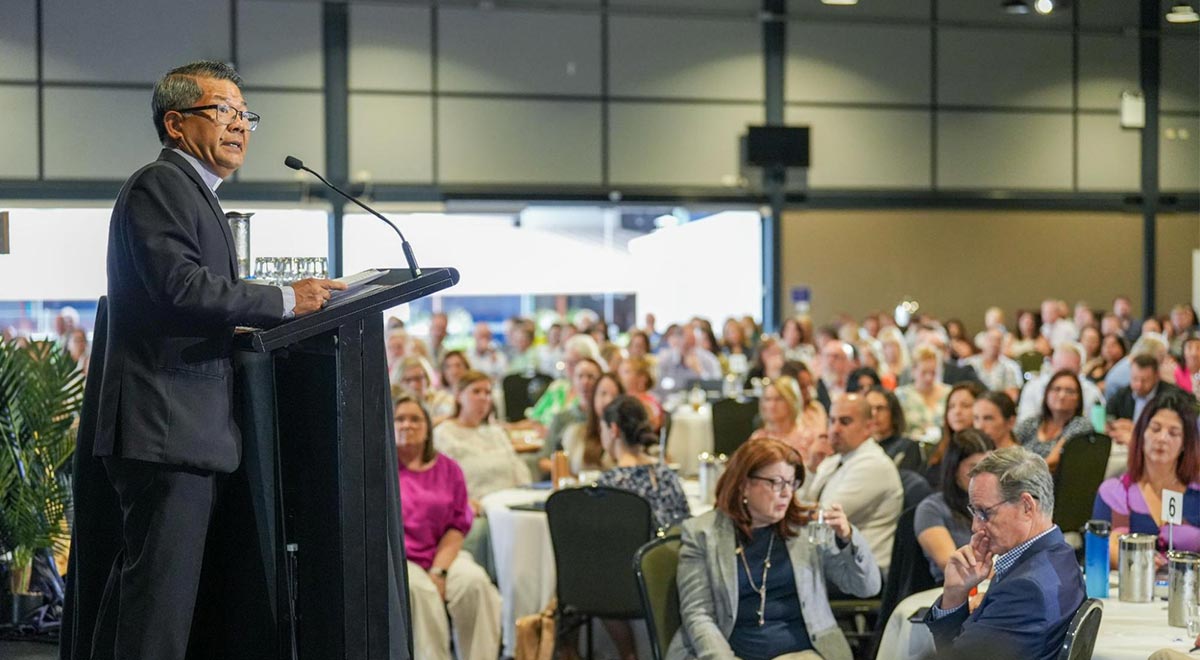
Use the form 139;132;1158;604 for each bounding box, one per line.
666;509;881;660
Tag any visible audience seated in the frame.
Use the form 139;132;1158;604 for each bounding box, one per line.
1174;333;1200;394
1094;390;1200;567
1017;343;1104;423
749;376;820;467
616;355;663;429
1102;331;1169;396
865;386;923;472
818;339;857;400
394;396;501;660
538;356;602;475
656;322;722;391
598;394;691;531
721;317;752;368
1168;304;1199;354
1084;332;1127;389
438;349;471;395
914;429;994;582
924;381;985;487
1040;298;1080;350
504;317;539;375
526;334;603;428
426;311;449;365
962;328;1022;401
923;448;1085;660
668;437;880;660
538;322;566;375
972;390;1021;451
560;371;622;475
878;326;911;386
1106;352;1183;446
1005;309;1044;358
780;316;815;365
804;393;903;574
1015;370;1093;472
66;327;90;375
469;322;507;382
394;355;455;425
894;345;952;442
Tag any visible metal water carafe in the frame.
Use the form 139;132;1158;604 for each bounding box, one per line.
226;212;254;278
697;452;727;505
1118;533;1158;602
1168;551;1200;626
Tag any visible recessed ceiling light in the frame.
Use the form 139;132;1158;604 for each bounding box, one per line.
1034;0;1055;14
821;0;859;5
1003;0;1031;15
1167;3;1200;23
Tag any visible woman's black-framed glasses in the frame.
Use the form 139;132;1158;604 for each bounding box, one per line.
178;104;261;132
748;475;802;494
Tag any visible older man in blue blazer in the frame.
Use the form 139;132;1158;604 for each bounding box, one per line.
923;447;1086;660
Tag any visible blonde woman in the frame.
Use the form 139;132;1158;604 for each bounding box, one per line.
749;375;826;468
894;345;951;442
878;326;911;385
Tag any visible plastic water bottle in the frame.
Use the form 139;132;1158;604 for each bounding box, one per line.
1084;519;1111;598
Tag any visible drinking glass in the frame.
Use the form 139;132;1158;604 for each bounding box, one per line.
806;508;834;549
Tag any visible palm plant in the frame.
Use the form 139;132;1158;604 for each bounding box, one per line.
0;339;83;594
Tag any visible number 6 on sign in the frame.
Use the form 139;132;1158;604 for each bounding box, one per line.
1163;488;1184;526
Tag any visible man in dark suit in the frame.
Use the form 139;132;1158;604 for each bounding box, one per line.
1106;352;1182;446
924;447;1085;660
92;60;344;660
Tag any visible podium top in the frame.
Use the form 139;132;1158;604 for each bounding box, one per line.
237;267;459;353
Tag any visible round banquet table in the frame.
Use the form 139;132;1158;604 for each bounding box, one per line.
484;479;711;657
664;404;713;477
877;577;1198;660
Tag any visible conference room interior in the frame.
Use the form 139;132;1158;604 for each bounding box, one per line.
1;0;1199;659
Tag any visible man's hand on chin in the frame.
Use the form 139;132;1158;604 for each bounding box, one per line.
942;530;994;610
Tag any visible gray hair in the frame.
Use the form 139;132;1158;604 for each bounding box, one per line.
152;60;243;145
970;447;1055;518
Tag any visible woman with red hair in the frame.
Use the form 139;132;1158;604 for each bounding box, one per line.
666;438;880;660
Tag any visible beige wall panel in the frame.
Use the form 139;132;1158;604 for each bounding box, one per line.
349;4;431;92
438;98;601;185
238;0;324;89
1161;115;1200;192
348;94;433;184
784;106;931;189
939;28;1072;108
236;92;325;181
938;111;1073;190
0;86;38;178
609;16;762;100
43;88;161;179
787;0;930;21
43;0;231;83
779;210;1197;327
608;102;761;187
439;8;600;95
0;1;37;80
1078;35;1139;111
787;24;930;105
1079;0;1138;28
1077;114;1140;191
1162;38;1200;113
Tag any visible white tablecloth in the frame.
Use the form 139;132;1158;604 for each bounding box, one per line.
484;480;710;657
878;581;1197;660
666;405;713;477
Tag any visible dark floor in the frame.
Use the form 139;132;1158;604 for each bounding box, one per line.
0;640;58;659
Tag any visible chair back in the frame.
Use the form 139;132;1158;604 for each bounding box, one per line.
873;506;937;649
1056;598;1103;660
633;534;682;660
502;372;554;422
1053;433;1112;536
545;486;655;619
711;398;758;457
899;469;933;512
1018;351;1046;380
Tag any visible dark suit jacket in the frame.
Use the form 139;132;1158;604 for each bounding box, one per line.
924;526;1085;660
95;149;283;473
1106;381;1183;421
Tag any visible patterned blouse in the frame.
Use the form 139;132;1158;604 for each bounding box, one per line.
894;383;950;442
1013;415;1093;459
595;463;691;531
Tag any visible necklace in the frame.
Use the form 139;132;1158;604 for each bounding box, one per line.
736;532;775;626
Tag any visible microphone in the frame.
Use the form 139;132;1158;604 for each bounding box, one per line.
284;155;422;278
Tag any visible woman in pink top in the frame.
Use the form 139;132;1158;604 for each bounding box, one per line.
395;396;501;660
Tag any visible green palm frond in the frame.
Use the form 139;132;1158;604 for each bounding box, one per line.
0;339;83;562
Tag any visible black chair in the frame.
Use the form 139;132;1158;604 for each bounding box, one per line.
501;371;554;422
1056;598;1103;660
545;486;655;659
711;398;758;457
899;469;933;512
868;506;937;659
1054;433;1112;545
633;534;682;660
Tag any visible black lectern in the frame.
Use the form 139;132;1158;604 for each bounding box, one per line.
227;267;459;660
63;267;458;660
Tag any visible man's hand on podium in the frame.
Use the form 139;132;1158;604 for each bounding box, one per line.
291;278;348;316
